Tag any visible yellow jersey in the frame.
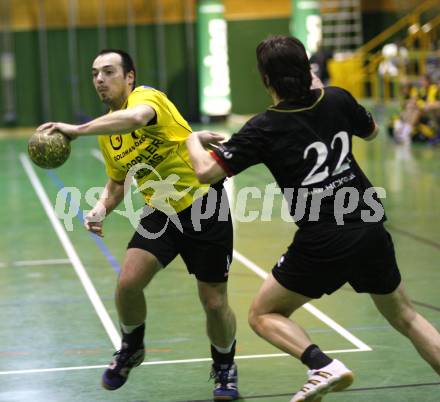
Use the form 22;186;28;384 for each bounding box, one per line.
98;86;209;214
409;84;439;108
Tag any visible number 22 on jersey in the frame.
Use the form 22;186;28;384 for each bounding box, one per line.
302;131;350;186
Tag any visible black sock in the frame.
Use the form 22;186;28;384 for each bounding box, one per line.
300;344;333;370
211;340;236;367
122;323;145;349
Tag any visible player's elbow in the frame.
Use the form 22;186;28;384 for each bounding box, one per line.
130;106;155;127
364;131;379;142
131;111;149;127
364;124;379;141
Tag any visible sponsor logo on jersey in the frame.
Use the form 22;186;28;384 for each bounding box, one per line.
110;135;123;150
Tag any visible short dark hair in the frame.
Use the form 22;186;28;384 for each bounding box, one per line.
96;49;136;89
256;35;312;101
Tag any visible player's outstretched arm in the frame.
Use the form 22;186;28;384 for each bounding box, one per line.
37;104;155;139
186;130;227;184
84;178;125;237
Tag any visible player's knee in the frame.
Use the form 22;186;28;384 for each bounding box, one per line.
248;306;262;334
386;307;417;333
396;313;417;332
117;272;144;294
248;309;257;331
201;293;228;314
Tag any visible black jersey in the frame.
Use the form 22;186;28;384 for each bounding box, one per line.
212;86;386;228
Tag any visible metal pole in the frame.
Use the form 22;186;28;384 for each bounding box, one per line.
127;0;137;65
68;0;81;122
37;0;51;121
183;0;197;120
153;0;167;91
98;0;107;50
0;0;17;124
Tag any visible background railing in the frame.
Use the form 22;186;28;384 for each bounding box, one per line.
328;0;440;102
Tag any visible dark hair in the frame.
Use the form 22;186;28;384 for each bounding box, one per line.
96;49;136;89
256;35;312;101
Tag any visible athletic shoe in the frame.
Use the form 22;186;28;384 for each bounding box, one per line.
211;362;239;400
290;359;354;402
101;342;145;390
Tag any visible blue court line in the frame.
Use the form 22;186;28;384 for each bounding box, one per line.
46;170;121;274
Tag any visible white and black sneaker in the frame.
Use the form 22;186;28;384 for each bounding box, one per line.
290;359;354;402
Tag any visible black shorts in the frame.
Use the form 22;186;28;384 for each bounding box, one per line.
128;183;233;283
272;223;401;298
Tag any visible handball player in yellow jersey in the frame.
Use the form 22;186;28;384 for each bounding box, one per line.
38;49;239;400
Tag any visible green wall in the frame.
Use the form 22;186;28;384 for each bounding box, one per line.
2;17;292;128
228;18;290;114
1;12;403;127
4;23;199;127
13;31;41;126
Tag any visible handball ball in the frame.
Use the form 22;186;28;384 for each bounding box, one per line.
28;129;71;169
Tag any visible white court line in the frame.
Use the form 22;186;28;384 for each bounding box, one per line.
90;148;104;163
13;259;71;267
19;153;121;350
233;250;372;352
0;348;366;376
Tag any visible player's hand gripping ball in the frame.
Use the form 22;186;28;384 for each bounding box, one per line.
28;129;71;169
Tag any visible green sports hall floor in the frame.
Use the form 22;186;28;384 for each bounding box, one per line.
0;107;439;402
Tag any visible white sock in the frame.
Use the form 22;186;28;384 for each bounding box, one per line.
120;322;144;334
212;340;236;354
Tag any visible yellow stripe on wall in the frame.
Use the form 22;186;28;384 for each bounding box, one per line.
10;0;291;30
8;0;418;31
224;0;290;21
361;0;423;12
